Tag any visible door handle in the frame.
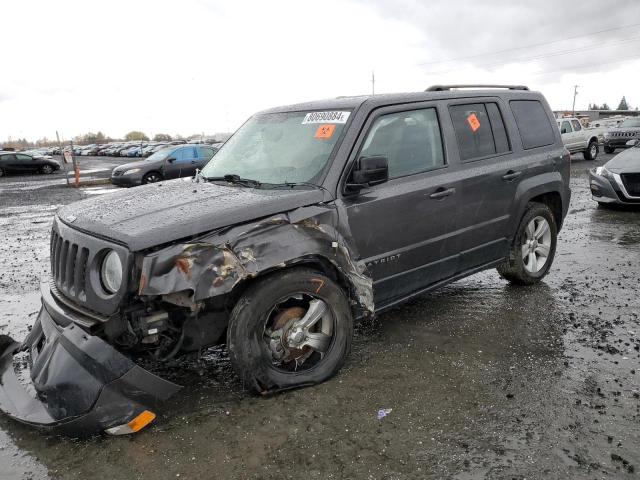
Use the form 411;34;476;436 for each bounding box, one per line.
429;187;456;199
502;170;522;181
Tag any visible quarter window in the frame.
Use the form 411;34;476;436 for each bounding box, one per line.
449;102;510;161
509;100;556;150
360;108;445;179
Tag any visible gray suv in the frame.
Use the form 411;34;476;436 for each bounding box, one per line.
0;85;571;435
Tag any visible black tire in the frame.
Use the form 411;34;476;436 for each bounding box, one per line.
227;268;353;394
583;140;598;161
41;164;54;174
604;145;615;154
497;202;558;285
142;171;163;184
0;168;4;178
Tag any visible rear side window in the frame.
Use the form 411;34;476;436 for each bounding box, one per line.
510;100;556;150
571;119;582;131
449;102;510;161
560;121;571;134
360;108;445;179
199;146;215;160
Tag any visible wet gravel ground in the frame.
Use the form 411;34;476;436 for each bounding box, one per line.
0;152;638;479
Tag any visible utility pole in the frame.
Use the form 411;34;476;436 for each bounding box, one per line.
371;71;375;96
572;85;579;116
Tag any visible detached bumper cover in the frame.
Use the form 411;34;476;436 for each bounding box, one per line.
0;286;181;435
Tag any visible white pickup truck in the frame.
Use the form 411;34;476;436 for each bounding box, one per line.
556;117;605;160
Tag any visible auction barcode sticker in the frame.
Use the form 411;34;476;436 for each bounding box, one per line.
302;111;350;124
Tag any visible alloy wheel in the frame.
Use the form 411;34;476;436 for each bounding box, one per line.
264;295;335;372
144;173;161;183
521;216;552;274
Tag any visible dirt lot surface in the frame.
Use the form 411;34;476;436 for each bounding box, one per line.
0;153;638;479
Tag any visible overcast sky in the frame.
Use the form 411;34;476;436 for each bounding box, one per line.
2;0;639;141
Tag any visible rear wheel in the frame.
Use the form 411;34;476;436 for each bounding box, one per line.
142;171;162;184
227;268;353;394
497;202;557;285
583;140;598;160
604;145;615;154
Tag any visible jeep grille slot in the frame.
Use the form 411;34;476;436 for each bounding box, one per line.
50;231;90;301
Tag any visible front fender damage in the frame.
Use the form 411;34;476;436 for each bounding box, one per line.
138;205;374;315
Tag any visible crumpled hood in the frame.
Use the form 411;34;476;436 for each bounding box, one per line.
57;179;325;251
605;148;640;173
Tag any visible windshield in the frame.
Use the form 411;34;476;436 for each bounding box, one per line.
620;118;640;128
147;147;174;161
201;110;351;184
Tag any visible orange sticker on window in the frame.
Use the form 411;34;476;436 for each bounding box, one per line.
315;124;336;139
467;113;481;132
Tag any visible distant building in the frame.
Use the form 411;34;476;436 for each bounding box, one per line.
553;109;639;122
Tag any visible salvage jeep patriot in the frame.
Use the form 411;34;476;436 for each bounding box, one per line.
0;85;570;435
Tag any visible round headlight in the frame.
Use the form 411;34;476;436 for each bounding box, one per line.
101;250;123;294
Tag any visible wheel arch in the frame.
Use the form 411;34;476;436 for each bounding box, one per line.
222;255;365;318
511;173;565;238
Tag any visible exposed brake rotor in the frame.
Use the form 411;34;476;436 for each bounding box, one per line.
270;306;314;365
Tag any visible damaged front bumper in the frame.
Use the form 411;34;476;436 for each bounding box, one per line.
0;283;181;436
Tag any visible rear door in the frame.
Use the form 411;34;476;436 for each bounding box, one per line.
0;154;18;171
341;103;462;305
447;99;520;269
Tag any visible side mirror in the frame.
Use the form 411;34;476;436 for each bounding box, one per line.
167;157;176;163
625;139;639;147
347;155;389;191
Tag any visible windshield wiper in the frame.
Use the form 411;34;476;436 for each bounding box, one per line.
265;181;332;197
204;174;261;187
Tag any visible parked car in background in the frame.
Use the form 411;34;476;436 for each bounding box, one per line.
603;117;640;153
589;139;640;206
556;117;603;160
22;149;54;160
111;144;218;186
142;143;166;157
0;151;61;176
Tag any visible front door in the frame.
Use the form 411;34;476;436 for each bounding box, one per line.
341;105;460;305
163;146;199;179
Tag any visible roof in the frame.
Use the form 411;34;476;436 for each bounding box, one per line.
259;87;542;115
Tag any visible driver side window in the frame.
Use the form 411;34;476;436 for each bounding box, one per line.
16;154;33;162
360;108;445;179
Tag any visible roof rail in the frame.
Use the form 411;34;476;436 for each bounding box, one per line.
426;84;529;92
